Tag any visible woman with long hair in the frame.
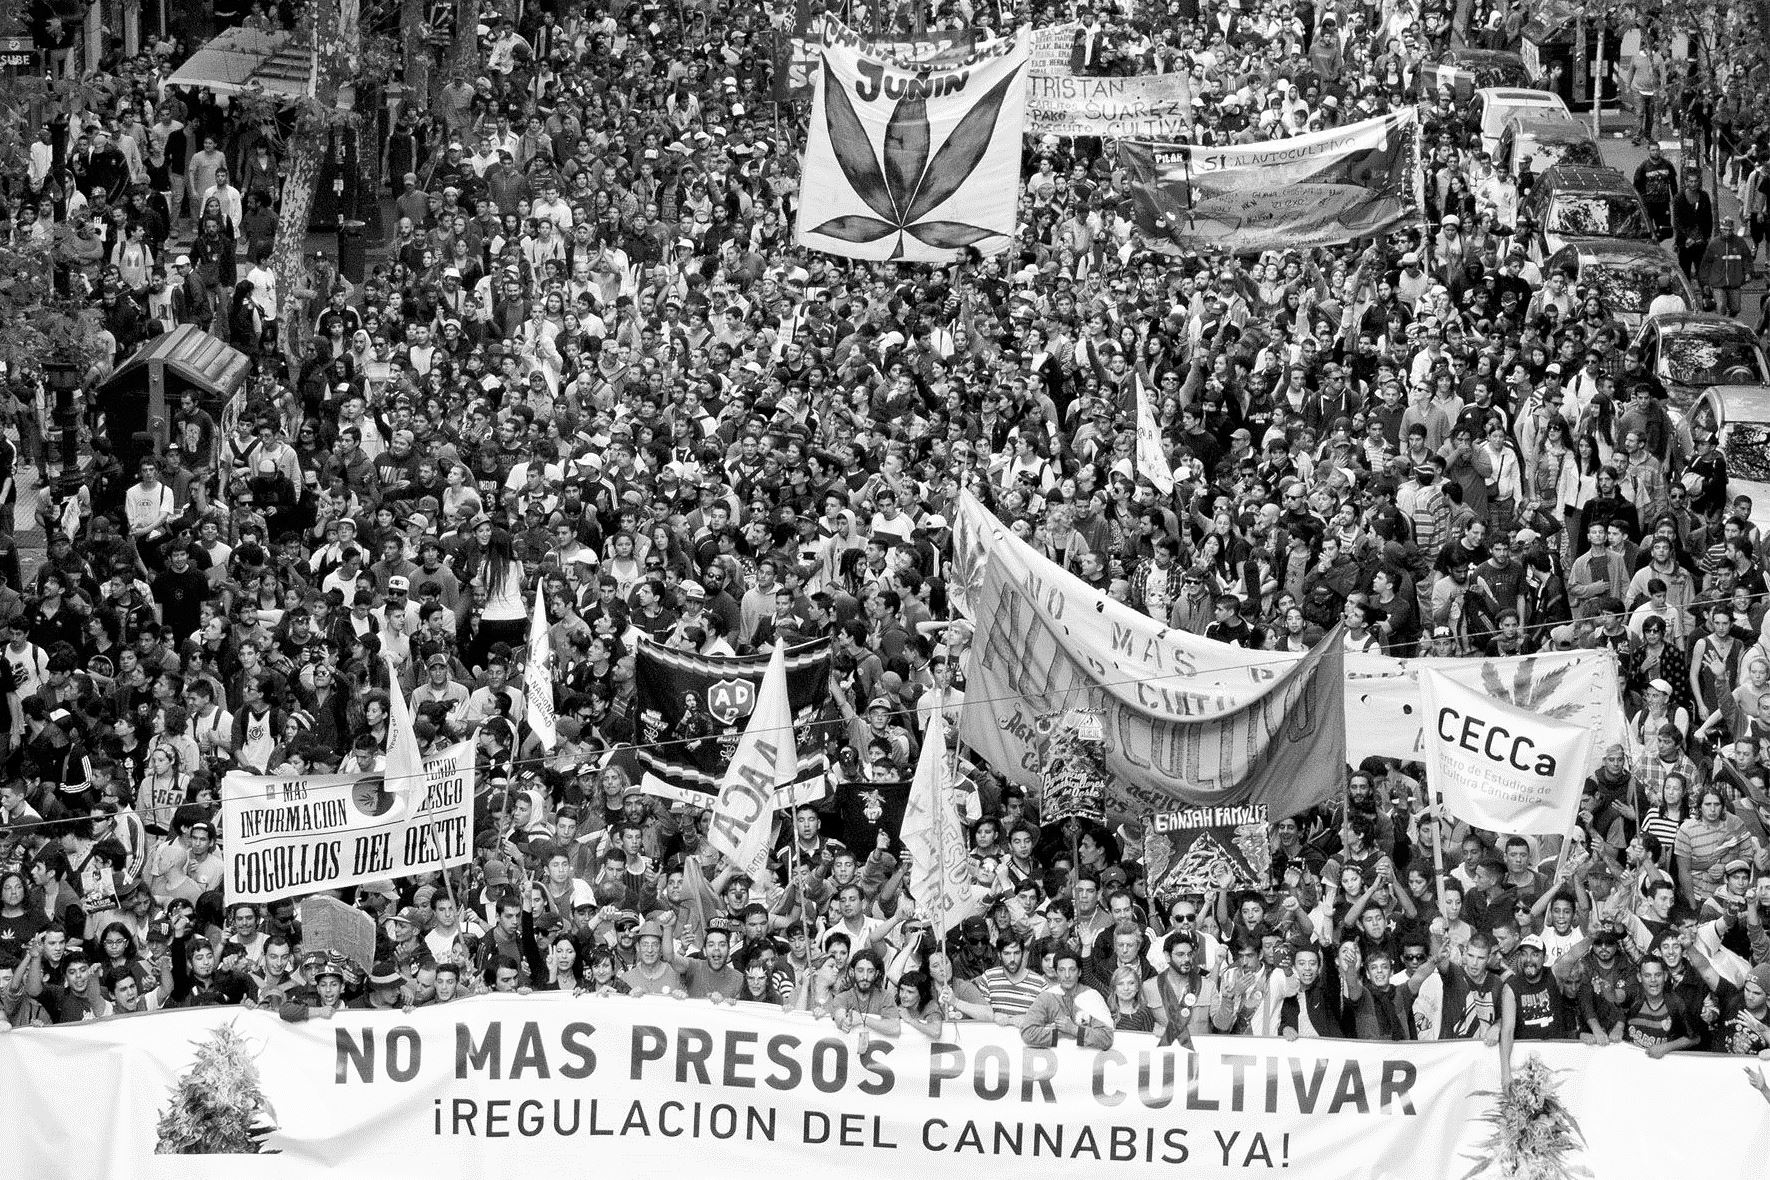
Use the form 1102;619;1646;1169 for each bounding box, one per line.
895;970;946;1038
135;745;191;832
470;529;528;671
230;279;264;357
791;952;842;1018
1641;772;1691;863
1108;965;1158;1032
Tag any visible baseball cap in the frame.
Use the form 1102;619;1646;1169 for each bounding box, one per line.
1519;934;1545;952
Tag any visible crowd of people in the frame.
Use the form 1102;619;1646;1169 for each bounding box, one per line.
1;0;1770;1079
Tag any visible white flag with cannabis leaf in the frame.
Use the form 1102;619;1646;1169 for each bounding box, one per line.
797;19;1029;263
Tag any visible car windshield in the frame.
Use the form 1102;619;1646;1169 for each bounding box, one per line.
1582;263;1671;315
1661;330;1770;386
1547;194;1653;239
1722;423;1770;481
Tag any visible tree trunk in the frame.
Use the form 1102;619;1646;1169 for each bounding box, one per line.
272;132;325;364
271;0;355;364
450;0;478;79
401;0;428;102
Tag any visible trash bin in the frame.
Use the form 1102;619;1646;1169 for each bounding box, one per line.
338;219;367;284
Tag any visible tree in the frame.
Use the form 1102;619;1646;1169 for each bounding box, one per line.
0;0;107;385
154;1024;279;1154
267;0;358;365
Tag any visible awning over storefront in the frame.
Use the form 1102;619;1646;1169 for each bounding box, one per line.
164;26;312;98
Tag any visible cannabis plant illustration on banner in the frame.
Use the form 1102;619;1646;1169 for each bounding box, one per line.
797;20;1030;263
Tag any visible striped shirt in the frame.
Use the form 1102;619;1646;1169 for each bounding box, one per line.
978;967;1049;1018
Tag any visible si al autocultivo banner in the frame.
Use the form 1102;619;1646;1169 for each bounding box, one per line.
4;998;1767;1179
796;18;1029;262
1120;109;1419;253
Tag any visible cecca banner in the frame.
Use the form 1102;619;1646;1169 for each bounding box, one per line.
3;997;1767;1179
947;493;1625;772
220;740;475;905
1420;669;1595;835
1119;109;1420;252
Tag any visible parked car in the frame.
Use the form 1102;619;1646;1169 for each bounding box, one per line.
1522;164;1657;262
1494;114;1602;179
1542;239;1696;329
1632;313;1770;402
1473;87;1571;155
1419;49;1531;103
1687;383;1770;531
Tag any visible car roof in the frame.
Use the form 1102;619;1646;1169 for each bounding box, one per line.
1651;312;1756;339
1709;384;1770;423
1506;114;1591;140
1537;164;1634;194
1479;87;1562;102
1565;239;1674;264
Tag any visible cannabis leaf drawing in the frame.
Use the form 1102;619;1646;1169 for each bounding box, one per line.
809;69;1018;258
1478;657;1579;720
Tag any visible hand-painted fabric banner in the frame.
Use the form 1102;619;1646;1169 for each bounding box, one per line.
796;18;1029;262
1026;72;1194;138
778;16;989;100
218;740;474;904
1419;669;1595;835
6;998;1768;1179
770;0;820;101
1144;804;1273;896
949;491;1623;772
1119;109;1419;253
633;639;831;804
958;537;1347;819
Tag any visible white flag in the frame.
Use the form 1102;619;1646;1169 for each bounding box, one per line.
1418;669;1594;835
380;652;422;820
901;712;984;939
708;646;796;879
525;585;557;751
1134;374;1174;494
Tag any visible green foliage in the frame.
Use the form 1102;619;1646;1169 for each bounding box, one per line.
153;1023;279;1155
1462;1056;1591;1180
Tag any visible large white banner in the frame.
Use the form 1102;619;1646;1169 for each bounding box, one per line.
948;493;1624;771
1419;669;1595;835
1026;72;1194;138
220;741;474;904
797;19;1029;262
3;998;1767;1179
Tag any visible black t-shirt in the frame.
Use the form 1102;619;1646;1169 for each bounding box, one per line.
152;565;210;641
